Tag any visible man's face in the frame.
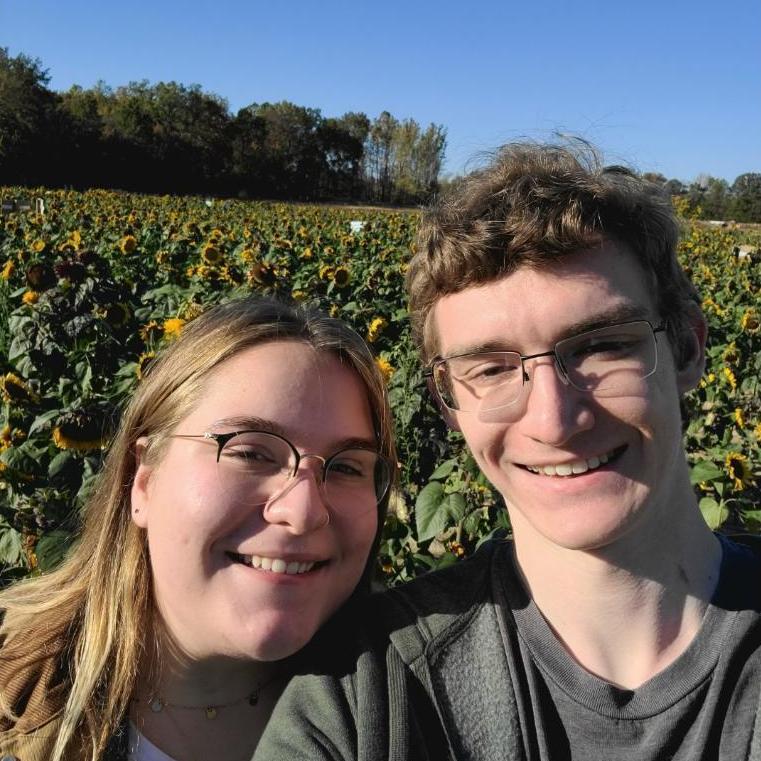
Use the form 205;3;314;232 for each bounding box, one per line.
431;243;704;553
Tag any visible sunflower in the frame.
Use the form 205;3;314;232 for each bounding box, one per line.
723;367;737;391
1;260;15;280
162;318;186;341
22;290;39;305
725;453;753;491
366;317;388;343
332;266;351;288
31;239;46;254
119;235;137;254
139;320;162;343
300;246;313;260
722;342;740;365
137;351;156;380
249;262;277;287
26;263;55;290
734;408;746;429
1;373;40;404
104;302;131;328
740;309;760;334
319;265;334;281
52;410;107;451
201;244;223;265
291;289;307;302
221;265;244;286
375;356;394;383
0;425;12;451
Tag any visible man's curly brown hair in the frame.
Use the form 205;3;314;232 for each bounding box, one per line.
407;141;700;369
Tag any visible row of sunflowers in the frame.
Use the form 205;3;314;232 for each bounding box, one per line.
0;188;759;583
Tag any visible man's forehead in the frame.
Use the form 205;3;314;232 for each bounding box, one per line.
427;248;656;359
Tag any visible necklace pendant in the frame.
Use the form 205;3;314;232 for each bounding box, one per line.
149;697;164;713
205;706;218;720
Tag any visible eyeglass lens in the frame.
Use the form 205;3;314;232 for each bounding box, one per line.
435;321;659;413
215;431;390;512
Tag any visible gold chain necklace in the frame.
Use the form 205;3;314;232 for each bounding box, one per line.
134;669;284;720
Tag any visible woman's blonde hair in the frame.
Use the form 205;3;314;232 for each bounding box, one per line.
0;296;395;760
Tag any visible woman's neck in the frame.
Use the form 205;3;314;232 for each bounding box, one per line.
131;649;288;761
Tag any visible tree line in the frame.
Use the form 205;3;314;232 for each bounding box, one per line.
642;173;761;224
0;49;446;203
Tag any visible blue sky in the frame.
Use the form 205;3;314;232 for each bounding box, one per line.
2;0;759;183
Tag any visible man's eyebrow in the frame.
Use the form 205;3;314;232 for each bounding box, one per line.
209;416;378;451
439;303;653;358
555;304;653;341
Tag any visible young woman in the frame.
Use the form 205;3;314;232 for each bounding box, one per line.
0;297;396;761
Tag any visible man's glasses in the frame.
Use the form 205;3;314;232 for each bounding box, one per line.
425;320;667;416
171;430;393;514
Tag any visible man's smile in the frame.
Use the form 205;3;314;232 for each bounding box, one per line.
518;445;628;477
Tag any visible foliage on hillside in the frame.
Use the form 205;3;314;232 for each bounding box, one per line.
0;188;759;584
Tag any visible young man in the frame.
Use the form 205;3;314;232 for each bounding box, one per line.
255;144;761;761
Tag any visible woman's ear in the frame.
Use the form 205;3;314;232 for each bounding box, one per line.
676;304;708;394
130;436;152;529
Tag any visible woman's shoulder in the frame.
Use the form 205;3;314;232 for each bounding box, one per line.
0;616;69;738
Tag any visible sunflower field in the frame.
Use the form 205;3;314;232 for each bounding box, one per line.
0;189;759;584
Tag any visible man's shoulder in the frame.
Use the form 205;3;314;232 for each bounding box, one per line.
364;537;508;665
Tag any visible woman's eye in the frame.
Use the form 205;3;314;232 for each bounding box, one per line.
330;461;365;478
222;446;279;465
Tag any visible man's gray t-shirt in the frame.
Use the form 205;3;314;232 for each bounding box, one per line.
493;534;761;761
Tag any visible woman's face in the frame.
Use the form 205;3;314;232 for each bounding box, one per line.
131;340;380;662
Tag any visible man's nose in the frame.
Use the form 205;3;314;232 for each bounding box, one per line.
518;357;594;446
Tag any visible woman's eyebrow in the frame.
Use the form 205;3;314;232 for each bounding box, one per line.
209;415;287;437
209;417;378;452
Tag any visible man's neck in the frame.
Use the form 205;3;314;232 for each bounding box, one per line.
510;500;722;690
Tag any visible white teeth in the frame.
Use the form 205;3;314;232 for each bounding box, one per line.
526;450;618;477
237;554;315;575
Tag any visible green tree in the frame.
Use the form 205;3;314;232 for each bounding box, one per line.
0;48;57;184
729;173;761;222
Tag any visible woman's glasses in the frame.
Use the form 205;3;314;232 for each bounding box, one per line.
171;429;393;514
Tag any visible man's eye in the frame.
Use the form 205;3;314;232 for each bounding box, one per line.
572;338;641;359
460;362;520;383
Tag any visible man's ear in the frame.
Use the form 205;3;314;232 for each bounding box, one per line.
130;436;153;529
676;304;708;394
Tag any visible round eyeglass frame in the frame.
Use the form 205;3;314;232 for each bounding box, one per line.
169;429;394;507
